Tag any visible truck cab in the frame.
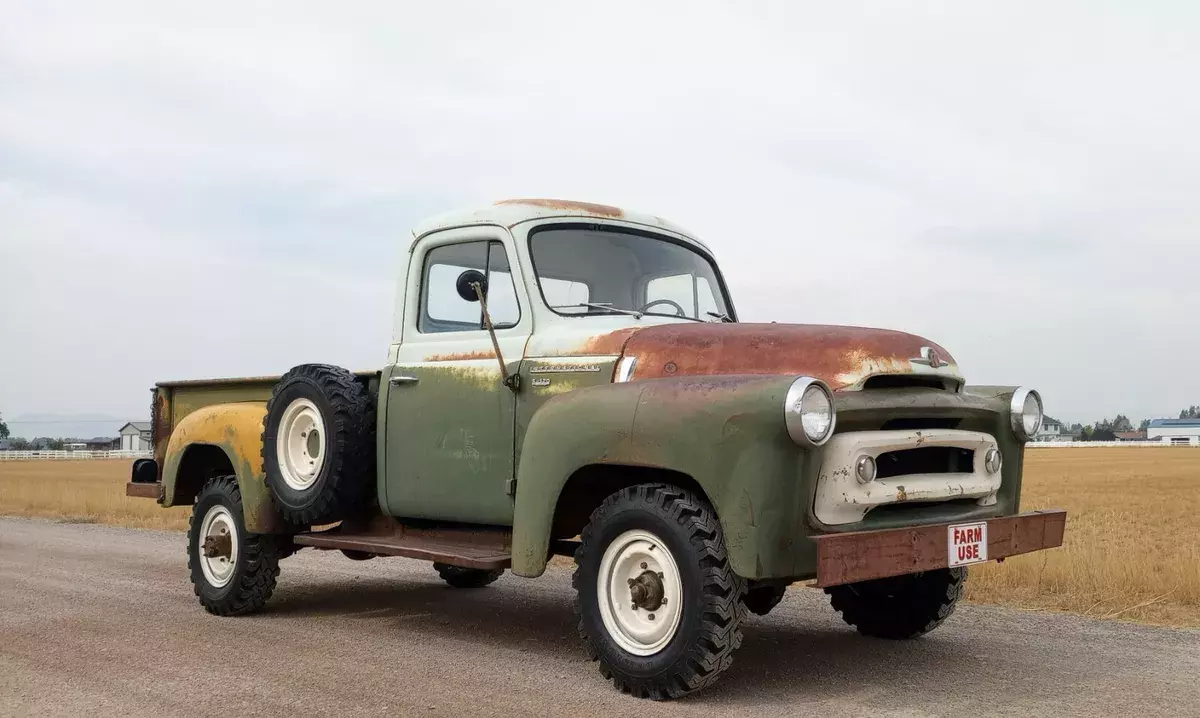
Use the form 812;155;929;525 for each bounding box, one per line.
128;198;1065;701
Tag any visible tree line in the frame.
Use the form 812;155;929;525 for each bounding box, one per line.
1057;405;1199;441
0;414;106;450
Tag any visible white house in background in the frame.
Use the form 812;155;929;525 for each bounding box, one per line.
1033;417;1071;442
1146;419;1200;446
119;422;152;451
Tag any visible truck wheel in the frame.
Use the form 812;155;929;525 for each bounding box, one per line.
825;567;966;639
434;563;504;588
572;484;747;700
262;364;374;525
187;476;281;616
743;583;787;616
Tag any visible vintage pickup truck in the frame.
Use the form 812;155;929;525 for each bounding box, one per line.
128;198;1065;700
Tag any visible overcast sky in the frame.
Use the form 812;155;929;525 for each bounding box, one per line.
2;1;1198;429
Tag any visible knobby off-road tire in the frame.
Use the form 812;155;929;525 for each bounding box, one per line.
188;476;281;616
825;567;966;639
434;563;504;588
743;583;788;616
262;364;374;526
573;484;747;700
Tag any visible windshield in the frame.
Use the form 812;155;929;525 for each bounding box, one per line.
528;225;733;321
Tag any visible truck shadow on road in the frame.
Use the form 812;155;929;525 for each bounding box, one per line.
262;571;1016;708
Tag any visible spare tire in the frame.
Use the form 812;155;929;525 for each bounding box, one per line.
262;364;374;525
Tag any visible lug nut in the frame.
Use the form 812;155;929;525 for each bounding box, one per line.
640;562;647;569
648;614;655;621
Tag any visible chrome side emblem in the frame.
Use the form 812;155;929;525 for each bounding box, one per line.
530;364;601;374
912;346;945;369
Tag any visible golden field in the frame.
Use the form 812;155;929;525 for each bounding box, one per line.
964;447;1199;628
1;448;1197;627
0;460;191;531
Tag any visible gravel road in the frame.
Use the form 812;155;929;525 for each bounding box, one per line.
1;517;1196;717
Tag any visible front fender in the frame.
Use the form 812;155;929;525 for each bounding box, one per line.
161;402;285;533
511;375;805;579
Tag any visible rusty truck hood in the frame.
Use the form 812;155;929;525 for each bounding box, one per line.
612;323;961;390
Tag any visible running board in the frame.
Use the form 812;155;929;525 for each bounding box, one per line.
293;518;512;570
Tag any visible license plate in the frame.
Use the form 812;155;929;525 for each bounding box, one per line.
948;522;988;567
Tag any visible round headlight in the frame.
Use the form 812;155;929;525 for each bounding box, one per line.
785;377;836;448
1009;387;1043;441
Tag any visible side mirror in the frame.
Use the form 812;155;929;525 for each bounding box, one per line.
456;270;488;302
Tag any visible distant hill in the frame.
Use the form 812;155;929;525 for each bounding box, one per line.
5;413;144;440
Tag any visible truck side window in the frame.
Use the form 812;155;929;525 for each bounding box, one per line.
419;241;520;333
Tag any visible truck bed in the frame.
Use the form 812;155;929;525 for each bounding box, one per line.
148;370;380;481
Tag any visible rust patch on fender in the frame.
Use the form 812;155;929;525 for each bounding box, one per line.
576;326;643;356
618;323;959;390
424;349;497;362
495;198;624;218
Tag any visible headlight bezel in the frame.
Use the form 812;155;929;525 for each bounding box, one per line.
1009;387;1044;441
784;376;837;448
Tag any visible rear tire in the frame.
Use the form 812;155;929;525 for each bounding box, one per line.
187;476;281;616
825;567;966;639
573;483;747;700
434;563;504;588
262;364;374;525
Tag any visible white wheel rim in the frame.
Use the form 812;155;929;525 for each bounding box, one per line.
597;529;683;656
276;397;326;491
198;504;238;588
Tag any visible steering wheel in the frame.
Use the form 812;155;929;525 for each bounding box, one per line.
638;298;686;316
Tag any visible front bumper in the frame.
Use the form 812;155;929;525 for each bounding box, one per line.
812;509;1066;587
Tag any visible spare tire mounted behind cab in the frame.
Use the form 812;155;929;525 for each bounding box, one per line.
261;364;375;526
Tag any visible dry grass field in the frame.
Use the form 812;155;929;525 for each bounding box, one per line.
0;460;190;531
965;447;1200;628
1;448;1197;627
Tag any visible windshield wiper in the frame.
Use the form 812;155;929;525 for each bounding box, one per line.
642;311;707;323
559;302;644;318
706;311;735;323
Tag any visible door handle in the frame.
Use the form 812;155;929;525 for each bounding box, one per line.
389;375;420;386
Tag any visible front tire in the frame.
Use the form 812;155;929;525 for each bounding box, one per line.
825;567;966;639
573;484;747;700
187;476;281;616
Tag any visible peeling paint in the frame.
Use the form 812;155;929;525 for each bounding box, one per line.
494;198;624;218
612;323;963;390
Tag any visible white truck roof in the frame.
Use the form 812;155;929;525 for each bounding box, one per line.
411;198;710;253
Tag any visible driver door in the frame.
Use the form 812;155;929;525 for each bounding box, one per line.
383;232;530;526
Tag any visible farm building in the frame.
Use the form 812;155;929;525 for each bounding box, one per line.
1033;417;1072;442
65;438;119;450
119;422;152;451
1146;419;1200;446
1114;431;1147;442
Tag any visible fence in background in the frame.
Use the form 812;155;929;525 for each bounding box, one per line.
0;450;152;461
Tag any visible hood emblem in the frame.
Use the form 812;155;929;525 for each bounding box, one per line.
912;346;945;369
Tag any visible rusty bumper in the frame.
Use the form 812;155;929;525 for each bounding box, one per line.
125;482;162;499
813;509;1066;587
